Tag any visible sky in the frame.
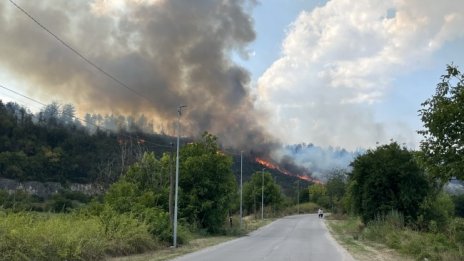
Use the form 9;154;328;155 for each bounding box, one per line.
1;0;464;155
247;0;464;150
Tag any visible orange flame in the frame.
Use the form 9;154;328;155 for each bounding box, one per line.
255;157;320;183
255;157;279;171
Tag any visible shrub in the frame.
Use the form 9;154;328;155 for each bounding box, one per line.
448;218;464;244
419;192;455;231
452;194;464;218
100;211;157;256
349;143;429;224
137;207;171;242
0;212;105;261
0;210;157;261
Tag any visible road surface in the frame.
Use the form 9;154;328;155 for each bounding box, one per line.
171;214;354;261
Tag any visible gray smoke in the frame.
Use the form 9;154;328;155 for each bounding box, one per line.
0;0;271;149
275;144;363;181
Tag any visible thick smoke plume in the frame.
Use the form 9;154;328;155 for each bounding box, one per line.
0;0;272;150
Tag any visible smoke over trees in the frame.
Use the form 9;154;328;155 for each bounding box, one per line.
0;0;271;150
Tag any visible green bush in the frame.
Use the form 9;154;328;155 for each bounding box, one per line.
452;194;464;218
448;218;464;244
99;211;157;256
419;192;455;231
0;189;94;213
136;207;171;242
0;190;43;211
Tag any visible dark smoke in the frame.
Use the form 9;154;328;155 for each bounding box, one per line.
0;0;272;150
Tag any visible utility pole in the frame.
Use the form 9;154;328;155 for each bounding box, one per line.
254;186;257;219
297;179;300;214
261;168;264;220
169;142;174;226
240;151;243;228
173;105;186;248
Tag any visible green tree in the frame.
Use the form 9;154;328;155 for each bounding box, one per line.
419;64;464;182
243;170;283;216
105;152;171;211
349;142;430;223
179;132;237;232
326;170;348;213
293;180;309;204
104;152;171;241
309;183;329;208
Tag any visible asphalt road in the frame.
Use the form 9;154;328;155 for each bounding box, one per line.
171;214;355;261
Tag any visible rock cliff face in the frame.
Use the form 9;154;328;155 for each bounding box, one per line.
0;178;103;198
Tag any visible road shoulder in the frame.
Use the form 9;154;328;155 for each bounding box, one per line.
325;219;413;261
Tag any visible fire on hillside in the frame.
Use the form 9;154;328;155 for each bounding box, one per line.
255;157;320;183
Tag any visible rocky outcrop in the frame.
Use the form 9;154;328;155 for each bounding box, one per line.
0;178;103;198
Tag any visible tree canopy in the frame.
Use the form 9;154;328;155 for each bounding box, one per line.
349;142;430;223
419;65;464;182
0;100;174;184
179;132;237;232
243;170;283;215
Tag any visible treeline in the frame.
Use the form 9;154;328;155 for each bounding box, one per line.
0;101;173;184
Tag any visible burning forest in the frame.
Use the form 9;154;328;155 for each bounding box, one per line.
255;157;318;183
0;0;337;181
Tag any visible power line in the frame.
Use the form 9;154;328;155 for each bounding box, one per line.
8;0;152;104
6;0;177;149
0;89;42;110
0;84;173;149
0;84;47;107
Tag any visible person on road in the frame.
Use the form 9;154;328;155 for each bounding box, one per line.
318;208;324;219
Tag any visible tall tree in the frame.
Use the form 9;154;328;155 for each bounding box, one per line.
419;64;464;182
60;104;76;125
179;132;237;232
326;170;348;213
40;102;60;125
106;152;169;211
243;170;283;216
349;142;429;223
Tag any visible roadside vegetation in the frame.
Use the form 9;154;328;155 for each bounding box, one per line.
0;112;306;261
1;65;463;261
0;210;157;261
322;65;464;261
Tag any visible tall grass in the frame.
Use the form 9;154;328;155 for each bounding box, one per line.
343;211;464;261
0;211;158;261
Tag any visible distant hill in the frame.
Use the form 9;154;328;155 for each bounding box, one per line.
0;100;310;197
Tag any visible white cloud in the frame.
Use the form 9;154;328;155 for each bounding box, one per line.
256;0;464;149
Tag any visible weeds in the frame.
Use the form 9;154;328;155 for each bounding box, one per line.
328;213;464;261
0;211;158;261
